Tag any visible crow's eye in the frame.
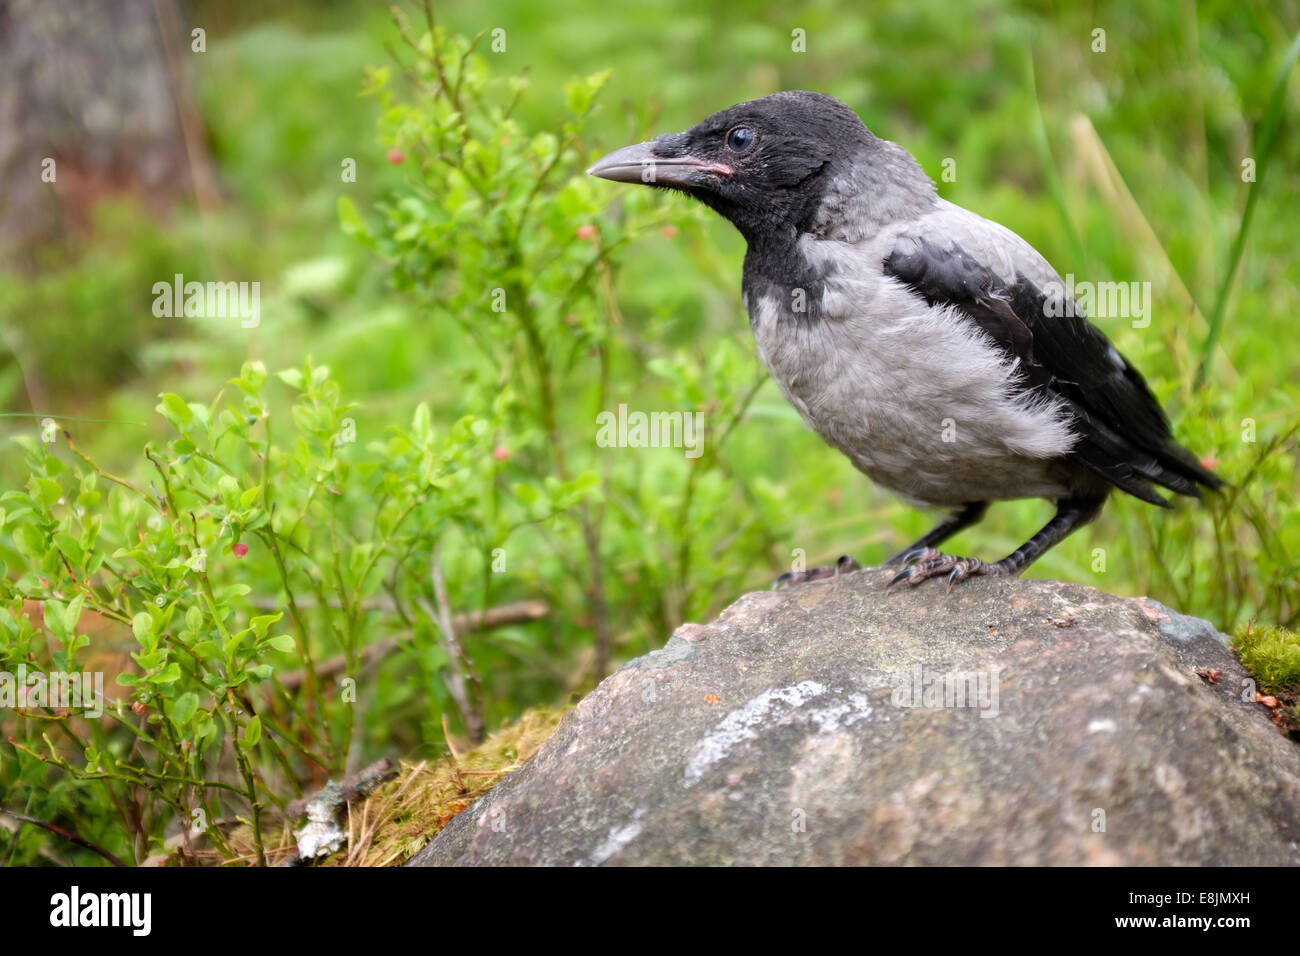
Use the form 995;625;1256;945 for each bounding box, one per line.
726;127;756;152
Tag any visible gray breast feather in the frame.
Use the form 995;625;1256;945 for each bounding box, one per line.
746;236;1077;507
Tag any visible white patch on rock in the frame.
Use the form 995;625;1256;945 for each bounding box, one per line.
683;681;873;787
581;808;646;866
1087;718;1117;733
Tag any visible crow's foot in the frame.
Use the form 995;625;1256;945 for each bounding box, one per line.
886;548;1006;588
772;554;860;589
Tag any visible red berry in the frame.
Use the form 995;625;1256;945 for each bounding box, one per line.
232;543;249;558
493;445;509;462
576;224;597;241
387;148;405;165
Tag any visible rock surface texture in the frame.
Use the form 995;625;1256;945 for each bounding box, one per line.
410;569;1300;866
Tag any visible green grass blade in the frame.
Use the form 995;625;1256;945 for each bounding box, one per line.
1025;54;1087;269
1194;29;1300;389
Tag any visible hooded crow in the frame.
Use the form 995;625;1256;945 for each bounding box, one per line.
588;91;1222;587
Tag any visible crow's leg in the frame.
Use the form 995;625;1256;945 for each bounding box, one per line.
884;501;989;566
887;495;1106;588
774;502;989;589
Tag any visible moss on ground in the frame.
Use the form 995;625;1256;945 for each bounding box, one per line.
1233;623;1300;738
320;706;567;866
1233;623;1300;692
161;706;567;866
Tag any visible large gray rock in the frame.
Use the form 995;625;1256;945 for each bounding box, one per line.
410;569;1300;866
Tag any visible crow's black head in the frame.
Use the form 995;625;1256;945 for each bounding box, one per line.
588;91;882;241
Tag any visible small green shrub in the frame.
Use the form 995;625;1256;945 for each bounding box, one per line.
346;12;787;675
0;358;566;864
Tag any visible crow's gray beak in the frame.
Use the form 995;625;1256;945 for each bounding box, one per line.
587;141;732;187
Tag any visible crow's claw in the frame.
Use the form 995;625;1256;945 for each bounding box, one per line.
886;549;994;588
772;554;860;589
893;546;936;567
886;547;940;586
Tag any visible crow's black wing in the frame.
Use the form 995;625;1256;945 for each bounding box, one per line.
884;234;1221;505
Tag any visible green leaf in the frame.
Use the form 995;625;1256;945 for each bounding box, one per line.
197;718;218;745
29;477;62;510
170;692;199;728
564;69;611;116
13;523;46;558
338;195;368;240
241;361;268;391
276;368;305;390
249;613;282;639
44;599;70;641
157;393;194;428
131;612;154;645
217;475;242;509
239;715;262;750
153;662;182;684
412;403;433;443
61;594;84;640
267;634;297;653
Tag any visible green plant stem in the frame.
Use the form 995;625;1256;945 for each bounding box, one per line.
222;688;266;867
